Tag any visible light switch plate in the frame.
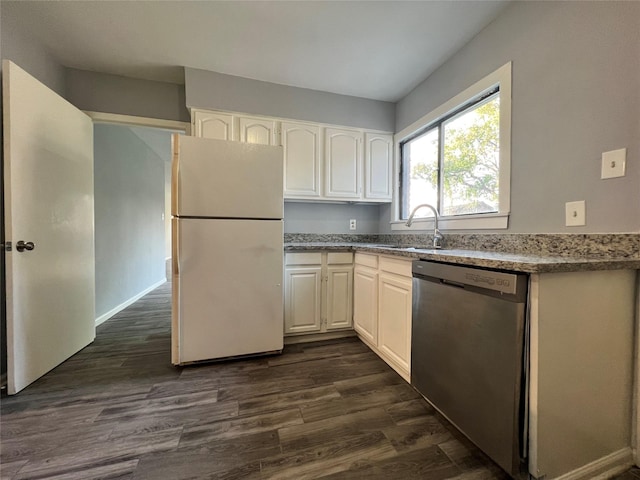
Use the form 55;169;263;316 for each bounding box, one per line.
565;200;586;227
601;148;626;179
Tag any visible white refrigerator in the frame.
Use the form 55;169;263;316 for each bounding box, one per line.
171;135;284;365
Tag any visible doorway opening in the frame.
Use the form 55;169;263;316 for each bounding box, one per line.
89;113;187;328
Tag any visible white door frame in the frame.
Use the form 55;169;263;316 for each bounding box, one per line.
88;111;189;327
1;108;189;391
85;111;190;133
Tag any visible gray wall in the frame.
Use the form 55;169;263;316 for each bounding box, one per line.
1;7;66;96
185;67;395;132
94;124;166;320
390;1;640;234
66;68;190;122
284;203;381;234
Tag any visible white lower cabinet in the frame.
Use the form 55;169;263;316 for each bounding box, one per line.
353;255;379;345
378;271;412;375
326;264;353;330
284;264;322;334
353;253;412;380
284;252;353;335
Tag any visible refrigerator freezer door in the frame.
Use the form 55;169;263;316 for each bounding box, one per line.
172;135;283;219
172;218;284;364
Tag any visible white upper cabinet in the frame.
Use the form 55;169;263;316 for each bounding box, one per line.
239;116;278;146
324;128;362;199
193;110;236;141
282;122;321;198
364;133;393;201
191;108;393;203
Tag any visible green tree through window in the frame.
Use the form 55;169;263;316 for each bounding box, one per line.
403;93;500;218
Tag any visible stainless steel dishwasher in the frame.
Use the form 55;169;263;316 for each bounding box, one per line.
411;260;528;477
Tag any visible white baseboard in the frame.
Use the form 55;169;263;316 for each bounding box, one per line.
284;330;356;345
95;279;167;326
354;332;410;383
553;447;634;480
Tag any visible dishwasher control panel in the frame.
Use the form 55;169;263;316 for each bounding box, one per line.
412;261;527;299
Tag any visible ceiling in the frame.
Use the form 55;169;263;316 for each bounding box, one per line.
3;0;510;102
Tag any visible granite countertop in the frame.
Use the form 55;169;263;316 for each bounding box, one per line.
284;242;640;273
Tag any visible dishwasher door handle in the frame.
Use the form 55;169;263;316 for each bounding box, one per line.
441;279;466;289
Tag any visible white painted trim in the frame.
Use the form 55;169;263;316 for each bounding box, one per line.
84;111;190;134
395;62;512;143
284;330;356;345
551;448;633;480
391;62;512;230
390;212;509;231
355;332;410;383
95;279;166;326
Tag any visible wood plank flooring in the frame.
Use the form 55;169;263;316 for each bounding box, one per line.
0;281;630;479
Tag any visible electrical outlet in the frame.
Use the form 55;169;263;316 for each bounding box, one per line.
601;148;626;179
565;200;586;227
349;219;357;230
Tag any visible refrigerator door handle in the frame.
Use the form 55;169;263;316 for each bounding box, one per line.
172;219;179;277
171;217;180;365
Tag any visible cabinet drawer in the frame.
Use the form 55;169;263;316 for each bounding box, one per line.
285;252;322;266
379;255;412;277
327;252;353;265
355;253;378;268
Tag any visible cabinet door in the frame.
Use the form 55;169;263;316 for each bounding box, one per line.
326;265;353;330
364;133;393;201
239;116;278;145
284;266;322;334
282;122;321;198
193;111;236;141
324;128;362;199
378;273;412;374
353;266;378;344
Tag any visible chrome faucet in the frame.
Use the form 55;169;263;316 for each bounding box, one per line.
405;203;444;249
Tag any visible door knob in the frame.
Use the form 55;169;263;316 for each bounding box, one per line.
16;241;35;252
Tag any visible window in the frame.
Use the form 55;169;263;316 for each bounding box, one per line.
393;63;511;230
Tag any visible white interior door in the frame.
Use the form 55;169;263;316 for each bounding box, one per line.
3;60;95;394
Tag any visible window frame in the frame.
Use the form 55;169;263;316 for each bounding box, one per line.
391;62;512;231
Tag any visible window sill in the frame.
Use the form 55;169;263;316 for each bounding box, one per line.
390;212;509;231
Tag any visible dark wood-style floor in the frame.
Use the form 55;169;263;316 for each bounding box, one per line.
0;282;634;479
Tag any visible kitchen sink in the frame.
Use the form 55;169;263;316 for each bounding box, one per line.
380;246;444;252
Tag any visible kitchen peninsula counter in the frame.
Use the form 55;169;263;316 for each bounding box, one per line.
284;242;640;274
286;235;639;479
